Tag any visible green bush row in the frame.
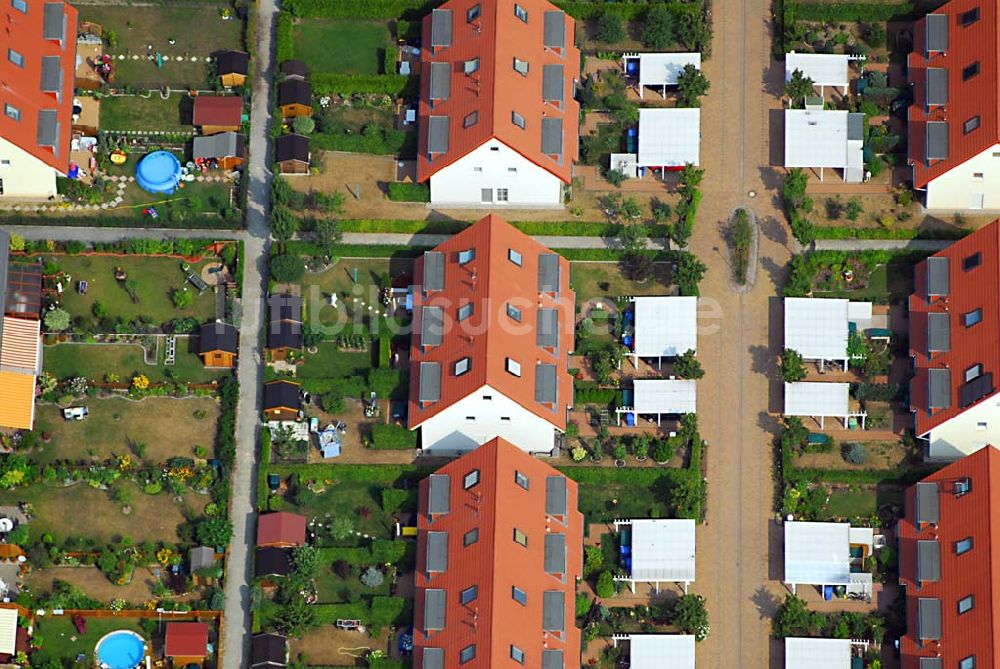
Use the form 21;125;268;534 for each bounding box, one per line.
813;226;970;240
312;73;417;97
787;1;914;21
268;462;435;484
0;213;238;230
790;465;936;486
370;423;418;450
559;466;689;486
317;540;407;565
312;126;416;156
276;11;294;62
284;0;439;19
574;386;620;405
387;182;431;202
555;1;700;21
333;218;669;238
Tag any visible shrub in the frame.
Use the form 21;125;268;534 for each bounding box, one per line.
360;565;384;588
292;115;315;135
842;442;869;465
672;594;710;641
270;253;305;282
845;197;863;221
643;4;676;49
595;570;615;598
674;253;706;297
676;64;710;108
44;308;71;332
276;11;293;62
370;423;417;450
387;182;430;202
673;349;704;379
331;516;355;540
595;9;626;43
583;545;604;576
653;438;676;463
576;592;592;617
312;73;415;97
781;348;807;382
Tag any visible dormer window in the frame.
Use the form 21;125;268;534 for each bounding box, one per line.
512;111;526;129
963;62;980;80
960;7;980;25
506;358;522;376
467;3;480;22
464;58;480;75
458;248;476;265
514;4;528;22
513;58;529;76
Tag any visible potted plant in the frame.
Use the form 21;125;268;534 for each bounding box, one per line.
633;434;650;462
614;443;627;467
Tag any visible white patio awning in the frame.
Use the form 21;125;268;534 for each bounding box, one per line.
784;521;851;585
638;108;700;167
633;296;698;358
634;379;697;415
784;382;850;418
784;297;850;361
637;52;702;87
629;519;696;582
784;110;863;171
629;635;695;669
785;53;850;88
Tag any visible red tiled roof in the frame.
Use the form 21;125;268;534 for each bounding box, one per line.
416;0;580;183
256;511;306;547
192;96;243;126
164;622;209;658
413;437;583;669
898;447;1000;667
909;221;1000;436
407;214;575;431
908;0;1000;188
0;0;78;173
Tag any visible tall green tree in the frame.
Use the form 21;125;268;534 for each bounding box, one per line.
676;64;711;108
784;68;815;107
595;9;626;43
643;4;675;49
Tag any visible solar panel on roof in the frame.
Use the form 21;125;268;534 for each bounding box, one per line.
426;531;448;573
40;56;62;95
543;11;565;48
430;9;452;47
545;476;567;516
538;254;560;293
419;362;442;403
541;649;564;669
544;533;566;573
925;257;949;297
927;368;951;410
542;64;564;102
915;482;939;525
537;308;559;348
926;312;950;353
925;14;948;52
959;372;993;408
918;598;941;640
37;110;59;152
42;2;64;41
421;306;444;347
926;68;948;106
919;658;942;669
427;474;450;515
535;363;558;405
427;116;449;155
429;62;451;101
541;118;563;156
423;648;444;669
542;591;565;631
423;252;445;291
423;589;446;631
916;540;940;582
925;122;949;161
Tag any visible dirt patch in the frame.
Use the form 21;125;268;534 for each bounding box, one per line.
795;440;914;470
27;565;202;604
290;625;392;665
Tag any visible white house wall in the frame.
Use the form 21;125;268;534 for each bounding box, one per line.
418;384;558;454
924;144;1000;211
429;139;564;206
0;137;59;198
924;398;1000;460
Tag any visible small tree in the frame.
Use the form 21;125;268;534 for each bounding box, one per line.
273;598;317;636
196;517;233;547
331;516;355;540
781;348;807;382
676;64;710;108
44;308;70;332
583;545;604;576
292;115;315;134
270;253;305;283
842;442;869;465
314;219;342;251
620;251;655;282
673;349;704;379
291;544;320;578
643;4;675;49
674;253;707;297
669;475;705;519
595;570;616;598
595;9;626;43
773;594;816;637
271;205;299;246
653;437;677;463
782;169;810;211
672;594;710;641
172;287;193;309
845;197;863;222
674;10;707;50
784;69;815;107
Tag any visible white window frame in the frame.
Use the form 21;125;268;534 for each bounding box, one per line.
514;471;529;490
508;249;523;266
463;469;480;489
514;3;528;22
506;357;521;376
497;188;509;202
455;357;471;376
7;49;24;67
507;303;522;322
4;104;20;122
958;595;974;614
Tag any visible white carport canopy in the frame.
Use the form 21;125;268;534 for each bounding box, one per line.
0;608;16;656
638;108;700;169
785;637;852;669
784;297;850;369
785;53;851;93
614;519;695;593
784;110;864;182
618;379;696;425
784;382;864;429
784;521;851;592
633;296;698;361
614;634;695;669
626;52;702;98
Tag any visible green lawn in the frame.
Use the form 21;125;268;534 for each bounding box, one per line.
32;616;147;666
278;480;412;542
297;258;413;329
44;342;228;384
99;94;192;132
315;562;392;604
570;262;674;307
293;19;393;74
813;261;914;303
43;254;217;327
576;479;672;524
297;344;372;381
79;4;244;86
33;396;220;465
824;489;878;519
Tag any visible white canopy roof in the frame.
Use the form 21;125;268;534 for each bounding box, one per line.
784;382;850;418
630;519;696;582
638;108;701;167
629;635;695;669
784;110;862;170
785;53;850;88
784;297;850;361
784;521;851;585
633;296;698;357
634;379;697;415
0;608;16;656
636;52;701;87
785;638;852;669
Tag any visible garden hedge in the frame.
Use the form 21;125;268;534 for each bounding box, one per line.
333;218;670;238
268;462;436;483
276;11;294;62
0;213;238;230
787;1;915;21
387;182;431;202
312;73;417;98
813;225;969;241
370;423;418;450
281;0;697;21
312;126;416;156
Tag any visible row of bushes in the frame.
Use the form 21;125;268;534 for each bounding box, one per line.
10;237;219;257
386;182;430;202
312;73;417;98
316;540;408;565
312;124;416;156
282;0;697;21
786;1;914;22
332;218;670;238
267;462;435;485
276;10;294;62
813;226;970;241
574;385;620;406
369;423;418;450
0;213;238;230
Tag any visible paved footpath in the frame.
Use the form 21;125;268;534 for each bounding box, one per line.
219;0;278;665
